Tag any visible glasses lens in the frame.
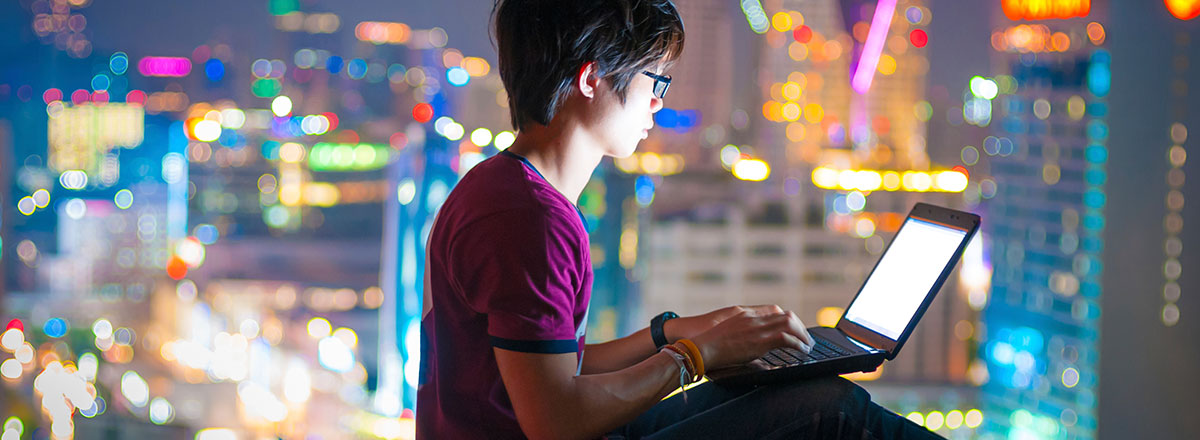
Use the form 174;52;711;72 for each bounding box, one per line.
654;81;668;98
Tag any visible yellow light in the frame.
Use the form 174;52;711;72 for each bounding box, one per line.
788;42;809;61
762;101;783;122
946;410;964;429
279;142;306;163
470;128;493;147
494;131;516;150
855;170;882;191
1067;95;1086;120
925;411;945;430
855;218;876;238
837;169;858;190
1165;0;1200;20
307;317;332;339
640;152;663;174
907;412;924;426
813;167;838;189
615;155;640;174
882;172;901;190
816;307;843;327
461;57;491;76
333;327;358;348
302;182;341;207
732;159;770;181
935;171;969;192
965;409;983;428
903;172;933;192
803;103;823;123
771;12;792;32
877;54;897;75
841;364;882;381
785;122;806;142
193;120;222;142
782;81;801;101
781;102;801;122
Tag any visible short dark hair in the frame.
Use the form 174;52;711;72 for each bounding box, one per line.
492;0;685;130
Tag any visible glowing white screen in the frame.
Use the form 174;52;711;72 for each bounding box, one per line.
843;218;967;340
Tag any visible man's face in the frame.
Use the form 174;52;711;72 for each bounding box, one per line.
586;69;665;158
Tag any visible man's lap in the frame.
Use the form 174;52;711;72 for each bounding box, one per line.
605;377;942;440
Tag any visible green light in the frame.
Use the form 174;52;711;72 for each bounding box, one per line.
268;0;299;16
308;143;390;171
252;78;282;98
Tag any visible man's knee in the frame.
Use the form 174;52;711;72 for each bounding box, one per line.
777;376;872;414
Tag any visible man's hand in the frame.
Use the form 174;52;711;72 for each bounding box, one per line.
688;306;815;371
665;305;796;343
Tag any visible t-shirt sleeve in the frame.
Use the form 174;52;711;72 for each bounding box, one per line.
451;207;585;354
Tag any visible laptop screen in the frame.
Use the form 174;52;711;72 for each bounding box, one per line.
843;217;968;340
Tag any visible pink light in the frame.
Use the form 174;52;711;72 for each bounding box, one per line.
851;0;898;94
138;56;192;77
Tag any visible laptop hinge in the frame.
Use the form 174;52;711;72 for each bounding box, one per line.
845;335;883;353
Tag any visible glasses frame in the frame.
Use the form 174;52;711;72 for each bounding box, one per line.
642;71;672;99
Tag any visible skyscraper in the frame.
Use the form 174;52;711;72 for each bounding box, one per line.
977;2;1107;438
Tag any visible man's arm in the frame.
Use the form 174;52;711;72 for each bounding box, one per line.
581;305;785;374
500;308;816;440
496;348;681;440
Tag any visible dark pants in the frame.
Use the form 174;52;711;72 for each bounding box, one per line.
605;377;944;439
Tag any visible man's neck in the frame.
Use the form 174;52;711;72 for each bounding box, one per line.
505;122;604;204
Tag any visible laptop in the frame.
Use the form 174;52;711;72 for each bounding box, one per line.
708;203;980;385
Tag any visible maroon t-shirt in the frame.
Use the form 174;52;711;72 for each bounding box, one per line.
417;151;593;439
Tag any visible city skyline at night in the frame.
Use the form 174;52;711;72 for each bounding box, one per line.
1;1;1198;439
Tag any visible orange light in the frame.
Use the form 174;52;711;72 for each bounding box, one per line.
1086;22;1106;45
1165;0;1200;20
1001;0;1091;21
166;256;188;280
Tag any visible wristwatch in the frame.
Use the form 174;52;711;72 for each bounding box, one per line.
650;311;679;350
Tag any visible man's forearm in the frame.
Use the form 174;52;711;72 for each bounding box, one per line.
510;351;683;440
581;326;657;374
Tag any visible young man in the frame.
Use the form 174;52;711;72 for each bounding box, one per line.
417;1;942;438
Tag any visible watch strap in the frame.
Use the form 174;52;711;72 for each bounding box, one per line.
650;311;679;350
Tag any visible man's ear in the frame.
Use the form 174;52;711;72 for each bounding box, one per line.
575;61;600;99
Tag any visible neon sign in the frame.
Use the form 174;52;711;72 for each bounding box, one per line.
1001;0;1090;21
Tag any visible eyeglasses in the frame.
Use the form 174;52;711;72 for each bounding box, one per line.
642;71;672;99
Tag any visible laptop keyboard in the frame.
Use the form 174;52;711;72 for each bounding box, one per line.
760;336;855;367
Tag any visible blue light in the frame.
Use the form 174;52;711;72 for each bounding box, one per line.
1088;102;1108;117
1085;169;1106;185
989;341;1016;365
91;74;110;91
1085;145;1108;163
1086;50;1111;97
1085;120;1108;141
43;318;68;338
654;109;702;132
205;59;225;81
1009;327;1044;352
347;58;368;80
446;67;469;86
635;175;655;206
832;195;850;215
1083;189;1106;208
1083;214;1105;231
261;140;281;160
194;224;219;245
327;56;344;74
109;52;129;75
